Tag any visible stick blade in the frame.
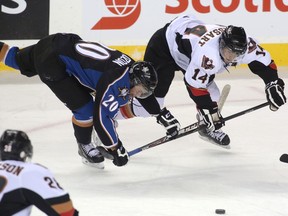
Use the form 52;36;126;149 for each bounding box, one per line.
218;84;231;111
280;154;288;163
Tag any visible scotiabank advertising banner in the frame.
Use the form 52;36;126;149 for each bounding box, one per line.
83;0;288;45
0;0;49;40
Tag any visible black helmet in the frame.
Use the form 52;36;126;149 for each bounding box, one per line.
129;61;158;99
220;25;247;56
0;129;33;161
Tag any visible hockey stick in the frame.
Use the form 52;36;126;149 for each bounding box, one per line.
218;84;231;111
128;101;269;156
93;85;230;159
128;84;231;156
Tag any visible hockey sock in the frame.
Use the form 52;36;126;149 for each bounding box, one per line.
72;116;93;144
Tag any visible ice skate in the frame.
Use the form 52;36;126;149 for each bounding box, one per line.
78;142;105;169
198;127;230;149
196;112;230;149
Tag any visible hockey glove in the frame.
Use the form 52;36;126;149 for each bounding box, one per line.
198;104;224;132
156;107;180;139
265;78;286;111
97;140;129;166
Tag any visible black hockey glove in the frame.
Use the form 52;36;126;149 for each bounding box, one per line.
156;107;180;139
265;78;286;111
97;141;129;167
198;104;224;132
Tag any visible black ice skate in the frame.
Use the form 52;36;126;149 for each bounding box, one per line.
78;142;105;169
198;128;231;149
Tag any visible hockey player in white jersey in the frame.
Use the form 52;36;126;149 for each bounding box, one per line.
0;129;79;216
120;14;286;148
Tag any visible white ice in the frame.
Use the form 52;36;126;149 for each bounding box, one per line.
1;68;288;216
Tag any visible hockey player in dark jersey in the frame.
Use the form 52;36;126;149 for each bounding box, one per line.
0;129;79;216
0;33;163;168
124;14;286;148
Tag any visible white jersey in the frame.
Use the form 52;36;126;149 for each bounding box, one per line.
0;160;77;216
165;14;272;89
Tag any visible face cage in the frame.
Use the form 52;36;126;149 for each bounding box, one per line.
136;84;153;99
219;40;245;63
131;76;154;99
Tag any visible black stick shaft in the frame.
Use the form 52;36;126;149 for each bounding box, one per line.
128;102;269;156
224;102;269;122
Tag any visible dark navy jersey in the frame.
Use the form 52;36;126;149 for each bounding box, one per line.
51;33;135;147
55;34;134;91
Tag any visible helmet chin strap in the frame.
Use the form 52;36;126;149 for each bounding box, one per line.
219;38;229;67
218;52;231;73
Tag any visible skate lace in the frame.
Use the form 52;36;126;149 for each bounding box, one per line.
208;130;226;141
81;143;100;157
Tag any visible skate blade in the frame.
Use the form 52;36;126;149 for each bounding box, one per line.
81;158;105;169
199;135;231;149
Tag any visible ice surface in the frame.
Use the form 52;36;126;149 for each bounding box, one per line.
1;69;288;216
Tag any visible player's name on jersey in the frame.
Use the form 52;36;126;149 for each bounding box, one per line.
198;27;226;46
112;54;132;66
0;162;24;176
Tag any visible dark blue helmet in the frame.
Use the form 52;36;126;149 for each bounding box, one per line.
0;130;33;161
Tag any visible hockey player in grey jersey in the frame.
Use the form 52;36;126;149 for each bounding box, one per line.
121;14;286;148
0;129;79;216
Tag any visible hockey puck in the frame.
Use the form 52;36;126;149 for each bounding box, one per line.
280;154;288;163
215;209;225;214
